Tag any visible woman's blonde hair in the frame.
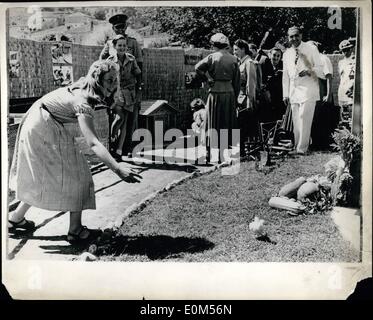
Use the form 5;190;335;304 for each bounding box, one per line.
69;59;119;105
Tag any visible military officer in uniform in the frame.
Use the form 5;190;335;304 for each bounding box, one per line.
100;13;143;68
100;13;143;157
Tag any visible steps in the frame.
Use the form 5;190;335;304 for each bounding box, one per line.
331;206;361;252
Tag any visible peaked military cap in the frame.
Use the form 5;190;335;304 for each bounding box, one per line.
109;14;128;25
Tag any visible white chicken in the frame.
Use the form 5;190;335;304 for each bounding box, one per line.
249;216;266;237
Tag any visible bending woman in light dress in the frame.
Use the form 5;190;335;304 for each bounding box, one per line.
8;60;141;244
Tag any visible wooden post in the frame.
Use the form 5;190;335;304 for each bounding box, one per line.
352;8;361;136
350;8;361;208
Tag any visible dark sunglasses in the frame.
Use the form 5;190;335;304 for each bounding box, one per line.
114;24;126;29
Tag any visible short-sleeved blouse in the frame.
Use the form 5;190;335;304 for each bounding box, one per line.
40;87;96;123
195;51;240;94
196;51;239;81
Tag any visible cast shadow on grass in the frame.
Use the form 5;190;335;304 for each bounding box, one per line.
39;235;215;260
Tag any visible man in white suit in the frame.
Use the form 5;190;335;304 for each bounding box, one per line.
282;26;323;154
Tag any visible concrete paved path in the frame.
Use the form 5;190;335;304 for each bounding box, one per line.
331;206;361;252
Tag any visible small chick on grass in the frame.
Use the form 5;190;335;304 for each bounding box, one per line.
249;216;276;244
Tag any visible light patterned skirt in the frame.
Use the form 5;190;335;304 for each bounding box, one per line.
9;102;96;211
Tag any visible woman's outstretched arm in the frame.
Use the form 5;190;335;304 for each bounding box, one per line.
77;114;141;182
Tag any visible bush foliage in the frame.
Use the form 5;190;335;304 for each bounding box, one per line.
151;7;357;52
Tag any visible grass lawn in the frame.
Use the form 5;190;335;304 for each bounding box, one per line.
103;151;360;262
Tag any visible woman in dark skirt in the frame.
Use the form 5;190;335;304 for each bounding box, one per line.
195;33;240;163
8;60;141;244
262;47;287;122
307;41;337;150
233;39;261;155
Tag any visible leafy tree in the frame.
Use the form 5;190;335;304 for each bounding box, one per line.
94;9;107;21
42;8;55;12
154;7;357;53
132;7;160;29
124;7;136;17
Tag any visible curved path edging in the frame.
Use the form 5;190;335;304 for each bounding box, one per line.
109;160;235;230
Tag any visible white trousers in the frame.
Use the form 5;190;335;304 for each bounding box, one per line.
291;100;316;153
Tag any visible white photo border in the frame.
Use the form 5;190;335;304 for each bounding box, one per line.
1;0;371;300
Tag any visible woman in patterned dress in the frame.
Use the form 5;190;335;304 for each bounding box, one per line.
8;60;141;243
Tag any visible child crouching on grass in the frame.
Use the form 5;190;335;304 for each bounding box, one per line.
190;98;206;146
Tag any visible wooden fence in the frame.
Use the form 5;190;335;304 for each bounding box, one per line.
6;37;346;165
7;38;211;131
7;37;344;111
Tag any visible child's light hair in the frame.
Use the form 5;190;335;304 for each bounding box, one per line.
190;98;205;110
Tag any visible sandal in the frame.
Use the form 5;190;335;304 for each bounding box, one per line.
67;226;91;244
8;218;36;232
66;226;101;245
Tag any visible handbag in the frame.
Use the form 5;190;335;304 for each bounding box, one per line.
237;93;248;113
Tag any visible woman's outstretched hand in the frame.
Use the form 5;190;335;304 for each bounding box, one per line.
115;166;142;183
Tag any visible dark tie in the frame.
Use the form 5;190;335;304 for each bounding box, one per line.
295;48;299;65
